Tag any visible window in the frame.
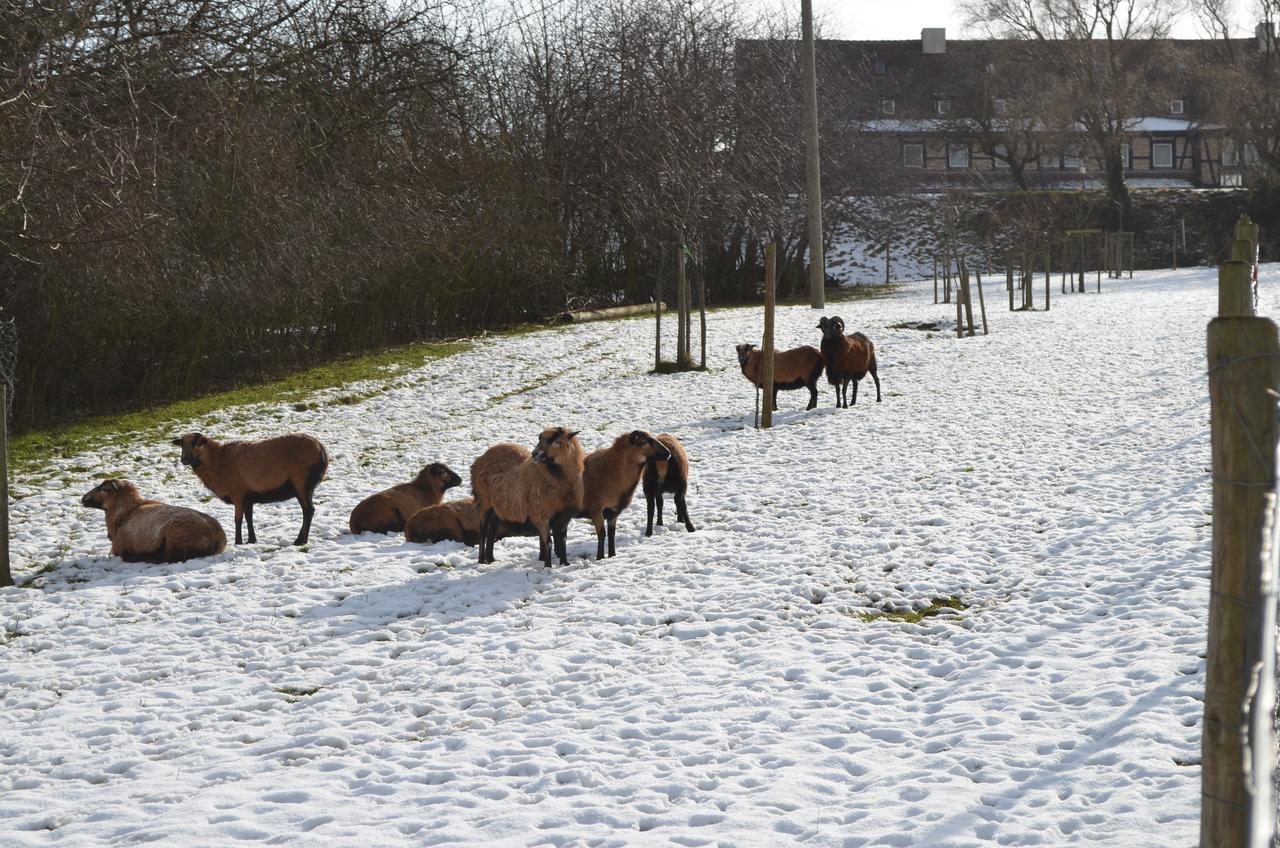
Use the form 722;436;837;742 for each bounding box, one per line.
1039;151;1058;170
1170;99;1185;115
1221;140;1239;166
993;144;1010;168
903;143;924;168
994;98;1008;115
948;144;970;169
873;61;887;76
1063;145;1083;170
935;97;952;115
880;98;896;115
1152;141;1174;168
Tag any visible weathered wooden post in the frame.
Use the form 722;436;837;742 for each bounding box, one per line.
0;384;10;588
761;242;776;430
1044;244;1051;311
959;257;975;337
1007;251;1015;312
975;267;989;335
1077;233;1085;292
1096;231;1102;292
884;240;891;285
1202;259;1276;848
698;254;707;370
654;252;663;371
933;255;938;304
677;245;690;367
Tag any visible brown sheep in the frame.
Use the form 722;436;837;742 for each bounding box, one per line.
172;432;328;546
470;427;585;567
643;433;695;536
817;316;881;408
349;463;462;535
735;343;825;411
404;498;532;546
578;430;672;559
81;479;226;563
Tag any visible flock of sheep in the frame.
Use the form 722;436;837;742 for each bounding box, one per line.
76;315;876;569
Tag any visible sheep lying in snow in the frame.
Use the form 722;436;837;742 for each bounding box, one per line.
817;316;881;408
735;343;824;411
81;479;226;563
579;430;671;559
350;463;462;534
173;432;328;546
404;498;530;546
471;427;585;567
643;433;694;536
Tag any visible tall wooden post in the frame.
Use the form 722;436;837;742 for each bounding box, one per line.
1202;260;1276;848
677;245;690;367
884;241;891;285
800;0;824;309
959;257;975;337
698;256;707;370
1007;252;1014;312
761;242;777;429
1045;244;1051;311
933;256;938;304
0;384;10;588
975;267;989;335
654;254;663;371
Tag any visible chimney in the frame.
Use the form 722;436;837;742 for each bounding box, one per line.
1258;21;1276;52
922;27;947;54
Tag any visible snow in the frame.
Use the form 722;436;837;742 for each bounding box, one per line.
0;264;1259;845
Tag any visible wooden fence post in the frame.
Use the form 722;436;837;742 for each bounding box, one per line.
761;242;776;430
933;255;938;304
1045;244;1051;311
677;245;688;366
1;384;10;588
654;252;663;371
698;255;707;370
884;240;891;285
959;257;975;337
975;267;989;335
1007;252;1014;312
1202;259;1278;847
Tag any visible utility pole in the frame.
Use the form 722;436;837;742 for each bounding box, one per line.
801;0;825;309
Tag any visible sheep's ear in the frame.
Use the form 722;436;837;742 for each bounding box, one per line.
105;480;120;491
171;437;183;446
192;434;207;447
566;431;580;440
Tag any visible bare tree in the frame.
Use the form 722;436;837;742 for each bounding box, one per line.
961;0;1182;209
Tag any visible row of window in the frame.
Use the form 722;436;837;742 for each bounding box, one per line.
903;141;1181;170
879;98;1184;117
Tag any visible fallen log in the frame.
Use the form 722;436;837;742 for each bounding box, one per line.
557;302;666;324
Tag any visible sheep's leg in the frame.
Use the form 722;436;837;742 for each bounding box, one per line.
675;491;694;532
233;503;244;545
293;494;314;546
772;387;781;411
538;525;553;568
645;493;656;537
805;383;817;410
851;377;859;406
244;501;257;544
478;509;494;564
656;493;665;527
605;510;618;558
871;365;882;402
552;517;570;565
591;515;607;560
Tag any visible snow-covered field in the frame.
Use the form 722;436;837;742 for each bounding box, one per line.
0;266;1252;845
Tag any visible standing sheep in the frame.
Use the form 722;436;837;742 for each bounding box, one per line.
735;343;825;411
81;479;226;563
172;432;328;546
643;433;695;536
579;430;671;559
349;463;462;534
404;498;531;546
817;316;881;408
470;427;585;567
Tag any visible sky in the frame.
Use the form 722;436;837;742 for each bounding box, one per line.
813;0;1255;40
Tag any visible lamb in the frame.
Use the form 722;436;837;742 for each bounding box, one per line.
349;463;462;534
643;433;695;536
404;498;531;546
578;430;671;559
470;427;585;567
81;479;226;563
817;316;881;408
172;432;328;546
735;342;825;411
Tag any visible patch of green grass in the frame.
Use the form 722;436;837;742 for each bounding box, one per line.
12;339;471;478
858;595;967;624
274;685;321;703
